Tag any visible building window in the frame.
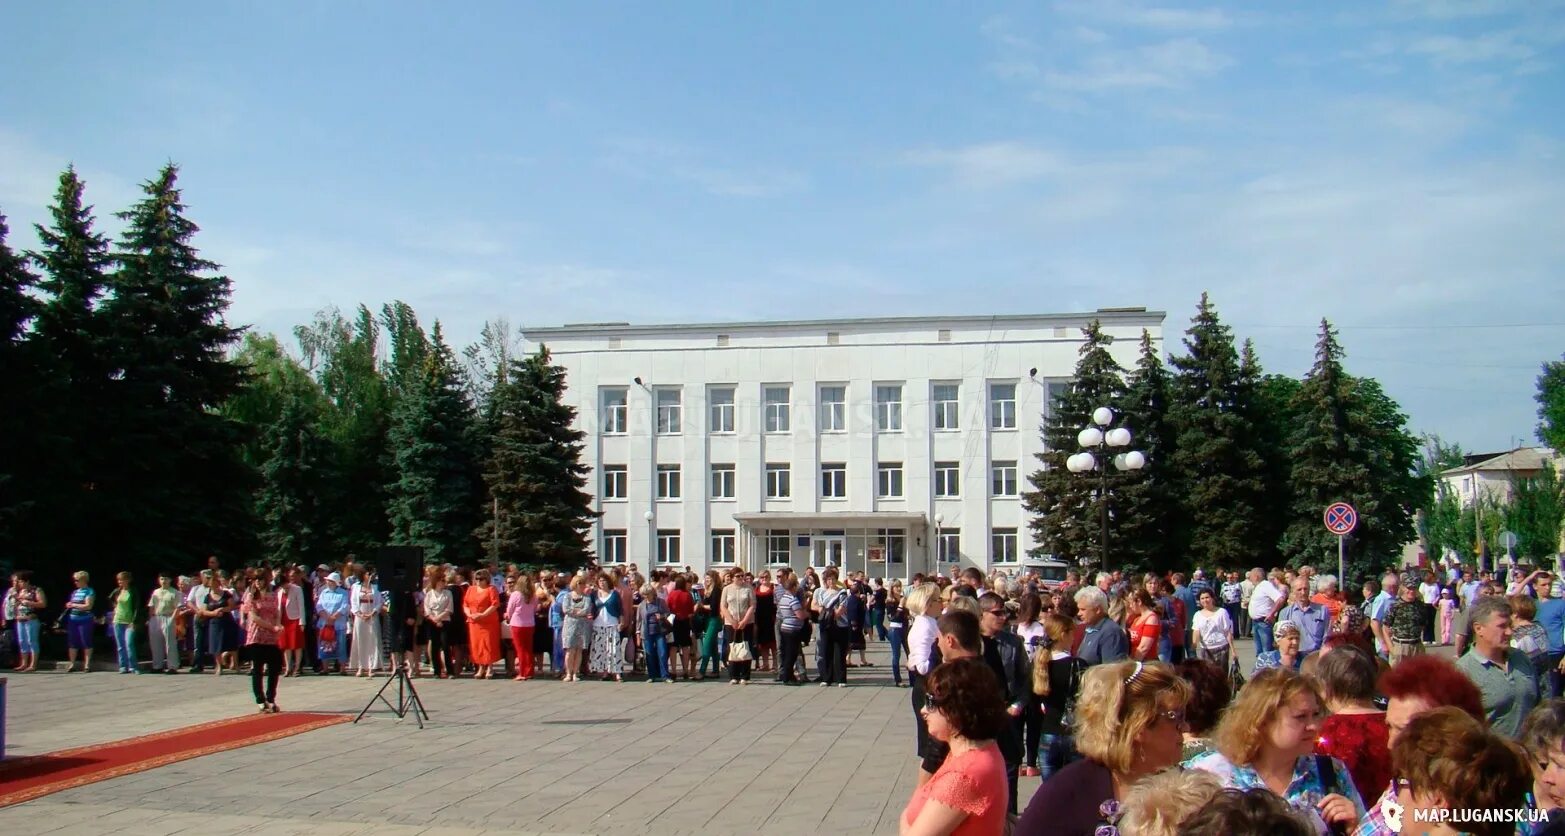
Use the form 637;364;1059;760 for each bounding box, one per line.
992;528;1019;564
602;529;627;564
821;463;847;499
709;386;735;434
937;529;960;564
601;388;628;435
656;530;680;564
657;464;681;499
766;463;791;499
992;461;1018;497
990;383;1017;430
819;385;846;432
1045;381;1069;420
711;530;736;565
764;386;791;433
877;528;907;564
933;462;960;498
710;464;735;500
877;463;904;498
875;384;903;432
767;531;791;564
933;383;960;430
655;389;682;434
602;464;628;500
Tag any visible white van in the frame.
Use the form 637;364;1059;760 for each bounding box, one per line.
1021;557;1071;590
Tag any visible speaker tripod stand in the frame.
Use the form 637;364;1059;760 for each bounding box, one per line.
353;664;430;728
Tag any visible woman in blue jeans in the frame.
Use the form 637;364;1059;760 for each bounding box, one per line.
638;582;672;682
885;586;908;686
1032;612;1084;778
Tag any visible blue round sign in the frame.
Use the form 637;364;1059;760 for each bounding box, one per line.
1324;502;1357;535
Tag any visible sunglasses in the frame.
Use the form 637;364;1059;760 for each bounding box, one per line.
1158;709;1188;728
922;694;943;712
985;608;1010;618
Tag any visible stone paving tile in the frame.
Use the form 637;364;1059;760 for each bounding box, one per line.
0;638;1265;834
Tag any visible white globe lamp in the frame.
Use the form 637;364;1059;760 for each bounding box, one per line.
1092;406;1114;426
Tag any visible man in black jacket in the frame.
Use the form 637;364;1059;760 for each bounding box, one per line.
978;592;1030;813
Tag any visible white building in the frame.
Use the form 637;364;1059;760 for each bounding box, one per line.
1440;447;1562;508
522;309;1164;579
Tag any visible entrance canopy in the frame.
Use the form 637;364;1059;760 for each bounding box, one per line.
732;511;931;578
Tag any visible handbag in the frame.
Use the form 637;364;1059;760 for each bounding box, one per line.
728;639;753;662
1229;655;1246;693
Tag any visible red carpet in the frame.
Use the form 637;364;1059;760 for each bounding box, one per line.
0;712;349;807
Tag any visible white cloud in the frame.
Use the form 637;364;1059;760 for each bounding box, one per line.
1407;30;1540;65
1043;38;1233;92
902;143;1069;188
1053;0;1233;30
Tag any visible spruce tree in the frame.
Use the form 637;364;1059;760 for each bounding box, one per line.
477;345;597;570
1166;294;1268;569
256;391;335;564
1022;321;1128;567
0;215;41;552
1283;320;1425;583
103;164;254;572
1115;329;1178;571
387;325;482;565
1240;341;1293;568
27;168;119;584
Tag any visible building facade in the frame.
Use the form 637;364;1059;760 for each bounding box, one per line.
522;309;1164;579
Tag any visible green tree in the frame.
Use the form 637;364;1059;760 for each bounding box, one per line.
24;168;119;584
1241;342;1294;569
1540;355;1565;455
223;332;331;470
1022;320;1129;568
387;325;482;565
1166;294;1268;569
0;214;41;552
1417;435;1468;563
1282;321;1426;584
256;391;336;564
296;304;393;555
1115;329;1178;571
102;164;256;572
477;345;597;570
1505;466;1563;564
380;300;430;400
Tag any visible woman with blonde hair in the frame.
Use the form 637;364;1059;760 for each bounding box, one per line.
1029;612;1084;779
504;573;538;681
1118;768;1223;836
1184;667;1363;834
462;569;501;679
906;582;945;760
560;574;594;682
1016;660;1193;835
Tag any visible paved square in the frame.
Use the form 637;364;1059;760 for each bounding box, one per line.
0;640;1262;835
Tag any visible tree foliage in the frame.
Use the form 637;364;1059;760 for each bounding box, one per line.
1023;320;1128;568
1540;355;1565;456
1115;329;1179;572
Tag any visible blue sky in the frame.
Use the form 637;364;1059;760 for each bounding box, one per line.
2;1;1562;452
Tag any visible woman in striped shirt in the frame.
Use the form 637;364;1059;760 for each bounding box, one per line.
775;576;807;685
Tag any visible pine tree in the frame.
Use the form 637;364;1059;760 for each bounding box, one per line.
1115;329;1178;571
1540;355;1565;455
1283;320;1425;584
387;325;482;565
26;168;119;584
1240;341;1293;568
1166;294;1268;569
256;391;335;564
1022;321;1128;568
103;163;255;573
477;345;597;570
0;214;41;551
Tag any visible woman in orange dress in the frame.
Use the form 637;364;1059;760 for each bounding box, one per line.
463;569;501;679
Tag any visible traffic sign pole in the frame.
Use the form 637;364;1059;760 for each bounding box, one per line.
1338;535;1346;591
1324;502;1358;583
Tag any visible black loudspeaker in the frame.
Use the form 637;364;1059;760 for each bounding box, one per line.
377;545;425;654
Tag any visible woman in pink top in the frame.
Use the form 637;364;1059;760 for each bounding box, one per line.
506;574;539;681
241;567;284;714
901;658;1010;836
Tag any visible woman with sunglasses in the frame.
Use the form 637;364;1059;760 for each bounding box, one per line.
1185;667;1364;834
240;567;284;713
1015;660;1192;836
900;657;1011;836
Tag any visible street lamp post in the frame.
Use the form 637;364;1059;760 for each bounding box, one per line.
643;510;655;575
1065;406;1146;572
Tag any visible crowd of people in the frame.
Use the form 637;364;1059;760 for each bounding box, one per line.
6;558;1565;835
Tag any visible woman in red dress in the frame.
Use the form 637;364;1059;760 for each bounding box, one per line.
463;569;501;679
1314;643;1391;802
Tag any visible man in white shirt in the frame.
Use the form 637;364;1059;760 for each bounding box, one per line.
1248;569;1286;655
1239;570;1259;638
1370;572;1400;657
186;569;213;672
